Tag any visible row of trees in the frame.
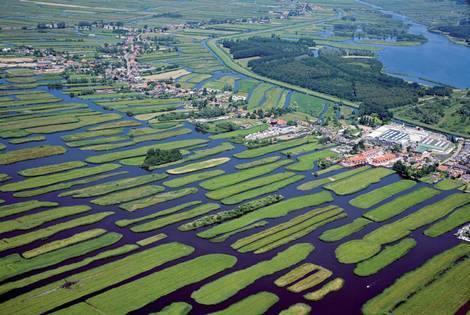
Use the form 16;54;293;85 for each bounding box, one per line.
141;148;182;169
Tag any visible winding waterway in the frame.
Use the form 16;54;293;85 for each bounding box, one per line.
356;0;470;88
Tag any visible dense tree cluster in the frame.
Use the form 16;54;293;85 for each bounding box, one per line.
437;17;470;42
222;36;310;59
141;148;182;169
393;160;437;179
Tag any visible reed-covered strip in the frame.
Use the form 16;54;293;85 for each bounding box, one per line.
287;267;332;293
167;157;230;175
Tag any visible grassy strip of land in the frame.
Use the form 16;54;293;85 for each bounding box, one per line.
304;278;345;301
362;243;470;315
287;267;332;293
198;191;333;239
211;221;269;243
319;218;373;242
354;238;417;276
61;173;167;198
9;136;45;144
275;263;318;287
191;243;314;305
297;166;371;191
206;172;295;200
1;164;121;192
282;141;327;156
66;135;129;148
200;159;292;190
349;180;416;209
0;200;58;219
115;201;201;228
88;120;141;130
131;203;220;232
279;303;312;315
22;228;107;259
86;139;208;163
59;254;236;315
234;138;309;159
222;175;304;205
155;302;192;315
424;204;470;237
237;207;345;254
235;156;281;170
0;232;121;282
287;149;338;172
81;128;192;151
336;193;470;264
393;259;469;315
26;113;122;134
0;243;195;315
232;205;338;250
0;145;66;165
0;212;114;253
434;178;465;190
0;205;91;234
91;185;165;206
136;233;167;246
179;195;282;232
14;171;127;198
163;170;225;188
209;291;278;315
363;187;440;222
316;164;343;176
120;187;198;212
18;161;87;177
0;244;138;296
167;157;230;175
62;128;123;141
324;168;395;195
209;124;269;140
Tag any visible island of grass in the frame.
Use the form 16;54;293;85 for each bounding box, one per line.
0;145;66;165
234;137;310;159
191;243;313;305
324;167;395;195
319;217;373;242
209;292;278;315
349;180;416;209
167;157;230;174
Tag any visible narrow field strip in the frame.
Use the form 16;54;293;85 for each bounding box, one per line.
235;156;281;170
0;242;195;315
167;157;230;175
279;303;312;314
324;168;395;195
234;138;310;159
354;238;417;276
0;200;58;219
0;145;66;165
287;267;332;293
424;204;470;237
275;263;318;287
198;192;333;239
0;212;114;252
0;232;121;282
115;201;201;228
120;187;198;212
349;180;416;209
131;203;220;232
297;166;371;191
57;253;237;315
91;185;165;206
18;161;87;177
60;173;167;198
286;149;338;172
208;291;279;315
304;278;345;301
163;170;225;188
319;217;373;242
191;243;314;305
